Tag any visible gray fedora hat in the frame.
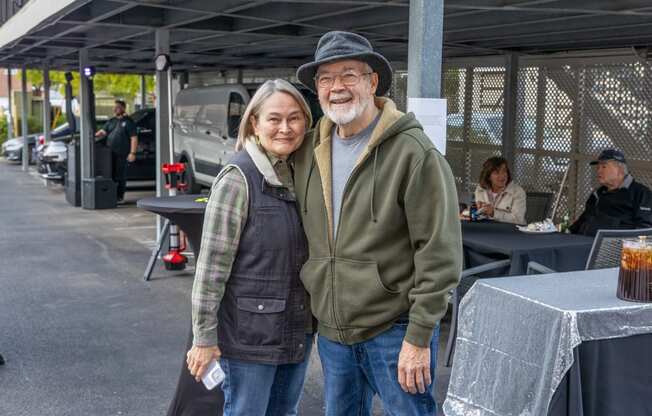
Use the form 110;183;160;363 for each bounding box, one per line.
297;31;393;96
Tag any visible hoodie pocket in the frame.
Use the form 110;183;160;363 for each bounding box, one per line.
333;258;403;329
300;257;335;327
236;297;286;346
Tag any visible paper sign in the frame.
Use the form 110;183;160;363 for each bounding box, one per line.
407;98;447;155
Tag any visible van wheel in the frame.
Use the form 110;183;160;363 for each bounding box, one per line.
183;161;202;194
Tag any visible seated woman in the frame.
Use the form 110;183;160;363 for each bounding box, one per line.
186;79;314;416
474;156;526;224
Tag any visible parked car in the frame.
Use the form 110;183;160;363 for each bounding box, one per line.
173;83;321;193
37;117;109;181
38;109;156;183
2;134;39;164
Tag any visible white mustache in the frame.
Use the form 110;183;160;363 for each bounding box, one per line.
329;95;352;102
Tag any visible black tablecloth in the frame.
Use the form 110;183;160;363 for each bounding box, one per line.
137;195;222;416
461;221;594;275
548;333;652;416
137;195;207;257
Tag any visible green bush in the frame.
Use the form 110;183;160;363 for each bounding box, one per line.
0;115;7;147
14;116;43;136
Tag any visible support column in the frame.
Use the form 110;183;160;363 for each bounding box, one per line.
407;0;444;99
21;67;28;171
502;54;519;167
6;69;13;139
155;29;171;199
140;74;147;109
155;29;171;238
79;49;92;188
43;63;51;143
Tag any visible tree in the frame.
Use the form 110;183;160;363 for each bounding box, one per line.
26;70;154;102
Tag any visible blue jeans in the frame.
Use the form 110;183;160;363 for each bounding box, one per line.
220;335;313;416
318;323;439;416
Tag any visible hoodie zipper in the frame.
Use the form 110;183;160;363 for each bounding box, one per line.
330;145;379;343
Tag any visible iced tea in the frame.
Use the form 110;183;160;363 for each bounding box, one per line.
617;237;652;302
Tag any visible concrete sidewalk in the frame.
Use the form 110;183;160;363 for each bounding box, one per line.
0;160;452;415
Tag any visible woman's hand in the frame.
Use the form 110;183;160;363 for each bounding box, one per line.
187;345;222;382
483;204;495;217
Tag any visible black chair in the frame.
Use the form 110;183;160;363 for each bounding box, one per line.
525;192;553;224
527;227;652;274
444;259;511;367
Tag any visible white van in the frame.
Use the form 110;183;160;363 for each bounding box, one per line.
173;85;249;192
173;83;321;192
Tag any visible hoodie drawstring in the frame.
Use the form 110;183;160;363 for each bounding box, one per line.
303;156;315;214
370;147;379;223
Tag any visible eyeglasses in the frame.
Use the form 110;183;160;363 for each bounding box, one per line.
314;71;373;89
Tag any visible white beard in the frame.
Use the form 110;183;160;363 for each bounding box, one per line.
324;94;372;126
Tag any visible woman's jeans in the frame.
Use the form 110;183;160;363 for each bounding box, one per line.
221;335;313;416
318;323;439;416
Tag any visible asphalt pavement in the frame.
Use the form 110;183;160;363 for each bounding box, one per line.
0;160;452;415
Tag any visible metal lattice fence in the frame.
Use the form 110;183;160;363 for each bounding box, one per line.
389;54;652;222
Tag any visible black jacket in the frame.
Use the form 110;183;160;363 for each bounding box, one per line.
570;175;652;236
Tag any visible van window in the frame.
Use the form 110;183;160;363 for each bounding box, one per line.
176;104;201;124
196;103;225;127
228;93;246;138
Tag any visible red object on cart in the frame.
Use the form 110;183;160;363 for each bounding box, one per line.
163;162;188;191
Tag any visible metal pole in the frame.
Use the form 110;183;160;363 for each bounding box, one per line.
20;67;28;171
155;29;171;239
407;0;444;99
502;54;519;168
6;69;13;139
43;64;51;143
140;74;147;109
79;49;92;186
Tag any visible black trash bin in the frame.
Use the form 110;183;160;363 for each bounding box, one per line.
65;139;81;207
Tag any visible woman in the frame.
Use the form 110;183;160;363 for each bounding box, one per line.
186;79;313;416
474;156;527;224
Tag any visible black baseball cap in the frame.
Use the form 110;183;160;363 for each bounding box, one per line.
589;149;626;165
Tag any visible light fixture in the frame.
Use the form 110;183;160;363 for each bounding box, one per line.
155;54;171;72
83;66;96;78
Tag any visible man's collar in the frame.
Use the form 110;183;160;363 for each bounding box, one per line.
620;174;634;189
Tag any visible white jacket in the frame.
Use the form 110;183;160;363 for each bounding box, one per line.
474;182;527;225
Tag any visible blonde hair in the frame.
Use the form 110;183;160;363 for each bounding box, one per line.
236;79;313;151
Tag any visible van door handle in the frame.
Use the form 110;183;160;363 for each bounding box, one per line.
221;135;228;140
205;130;211;135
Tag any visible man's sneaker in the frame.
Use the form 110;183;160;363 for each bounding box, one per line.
0;353;5;365
117;197;125;204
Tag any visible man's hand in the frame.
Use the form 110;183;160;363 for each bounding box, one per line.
186;345;221;382
126;153;136;163
397;340;431;394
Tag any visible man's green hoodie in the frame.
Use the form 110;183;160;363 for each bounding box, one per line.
294;97;462;348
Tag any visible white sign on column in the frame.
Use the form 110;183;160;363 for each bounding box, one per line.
407;97;447;155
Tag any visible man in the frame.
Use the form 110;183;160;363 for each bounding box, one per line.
95;100;138;203
570;149;652;236
294;31;462;415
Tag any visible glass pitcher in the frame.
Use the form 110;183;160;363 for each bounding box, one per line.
617;236;652;302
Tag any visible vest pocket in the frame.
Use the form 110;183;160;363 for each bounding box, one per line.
236;297;286;346
255;206;289;251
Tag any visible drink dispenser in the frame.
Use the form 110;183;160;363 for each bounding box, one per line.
617;236;652;302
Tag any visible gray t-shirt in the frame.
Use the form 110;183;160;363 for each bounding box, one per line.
331;115;381;238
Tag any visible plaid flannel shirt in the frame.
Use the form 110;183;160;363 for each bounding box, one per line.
191;152;297;346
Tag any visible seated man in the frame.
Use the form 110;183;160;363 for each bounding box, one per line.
570;149;652;236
